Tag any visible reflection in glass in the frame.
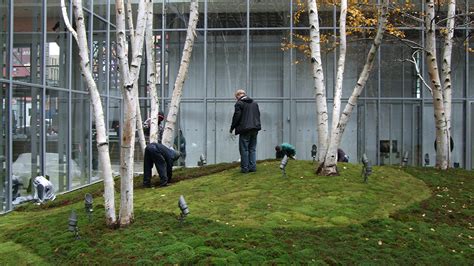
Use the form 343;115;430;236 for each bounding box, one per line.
46;0;69;88
45;89;69;192
250;30;286;98
208;0;246;28
1;83;7;212
166;0;204;29
0;0;8;79
11;85;42;200
166;32;204;98
93;19;108;95
250;0;290;27
71;93;91;188
207;31;246;98
109;98;121;174
13;1;42;84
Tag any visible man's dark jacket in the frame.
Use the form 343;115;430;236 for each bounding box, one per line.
230;96;261;135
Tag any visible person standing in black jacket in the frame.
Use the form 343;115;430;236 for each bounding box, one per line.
230;89;261;173
143;143;180;188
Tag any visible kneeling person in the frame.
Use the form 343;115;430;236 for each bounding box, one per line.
143;143;181;188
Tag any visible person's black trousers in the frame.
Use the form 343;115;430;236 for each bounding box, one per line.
143;144;168;187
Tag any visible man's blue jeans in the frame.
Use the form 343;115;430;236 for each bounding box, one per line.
239;130;258;172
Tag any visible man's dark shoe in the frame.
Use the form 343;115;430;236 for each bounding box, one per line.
159;182;168;187
143;183;152;188
249;169;256;172
240;169;249;173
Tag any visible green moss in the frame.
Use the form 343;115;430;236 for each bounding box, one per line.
0;161;472;264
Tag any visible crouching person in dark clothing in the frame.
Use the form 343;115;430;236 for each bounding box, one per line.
143;143;181;188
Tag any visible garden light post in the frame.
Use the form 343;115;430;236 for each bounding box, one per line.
197;154;207;167
68;210;80;240
401;151;409;167
311;144;317;163
424;153;430;167
84;193;93;222
178;195;189;222
361;153;372;183
280;155;289;178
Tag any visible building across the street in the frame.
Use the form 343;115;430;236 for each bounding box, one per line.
1;0;473;213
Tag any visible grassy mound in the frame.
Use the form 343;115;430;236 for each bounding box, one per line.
0;161;472;264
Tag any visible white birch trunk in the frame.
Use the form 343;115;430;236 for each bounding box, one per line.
161;0;199;147
307;0;329;162
145;4;160;144
115;0;148;226
126;0;146;154
440;0;455;168
426;0;449;170
320;0;347;176
320;0;389;176
61;0;116;226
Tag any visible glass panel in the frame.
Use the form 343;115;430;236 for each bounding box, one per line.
451;37;466;98
207;30;246;98
346;40;378;98
166;31;204;98
213;102;239;163
250;30;286;98
402;102;422;166
109;31;121;97
11;85;42;200
358;100;378;164
258;101;283;159
46;0;69;88
293;29;334;98
208;0;246;28
166;0;204;29
451;103;464;167
0;0;8;79
470;36;474;98
92;19;107;95
292;0;333;28
93;0;108;19
1;83;7;212
295;102;317;160
70;11;90;92
45;89;68;192
422;103;436;165
471;103;474;169
109;98;121;174
13;1;42;84
379;103;403;165
71;92;90;188
250;0;290;28
180;102;205;167
380;32;420;98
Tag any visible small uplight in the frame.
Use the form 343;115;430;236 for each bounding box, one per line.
311;144;317;162
424;153;430;167
280;155;289;178
197;154;207;167
361;153;372;183
84;193;93;222
68;210;80;239
178;195;189;221
401;151;409;167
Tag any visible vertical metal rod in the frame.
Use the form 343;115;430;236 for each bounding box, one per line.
67;0;73;191
203;0;208;161
7;0;13;212
41;0;47;177
420;1;425;166
246;0;249;92
289;0;294;145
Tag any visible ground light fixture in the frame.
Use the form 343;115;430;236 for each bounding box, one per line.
178;195;189;222
401;151;409;167
68;210;80;239
84;193;93;222
280;155;289;177
424;153;430;167
197;154;207;166
361;153;372;183
311;144;317;162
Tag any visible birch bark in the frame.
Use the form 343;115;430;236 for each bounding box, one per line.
115;0;148;226
307;0;329;162
61;0;116;226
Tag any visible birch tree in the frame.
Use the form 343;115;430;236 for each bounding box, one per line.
60;0;116;226
115;0;148;226
307;0;389;175
424;0;455;170
161;0;199;147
